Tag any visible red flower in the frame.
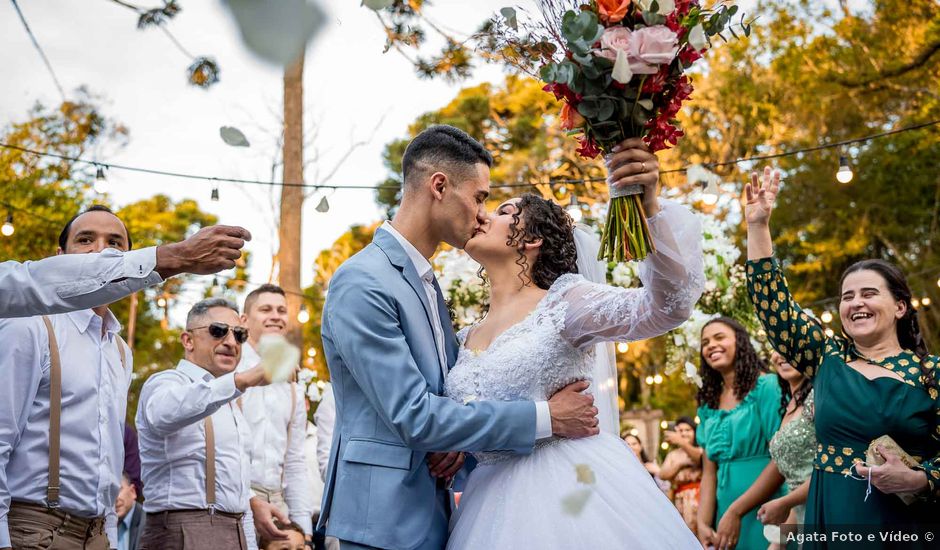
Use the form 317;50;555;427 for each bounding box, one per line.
644;116;684;152
642;66;671;94
675;0;694;17
665;13;683;34
678;45;702;65
543;82;582;104
576;135;602;159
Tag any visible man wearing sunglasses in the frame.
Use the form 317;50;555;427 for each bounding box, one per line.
136;298;270;550
0;205;138;550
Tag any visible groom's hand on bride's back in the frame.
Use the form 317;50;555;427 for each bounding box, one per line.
548;381;600;438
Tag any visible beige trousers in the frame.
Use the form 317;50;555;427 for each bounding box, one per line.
7;501;108;550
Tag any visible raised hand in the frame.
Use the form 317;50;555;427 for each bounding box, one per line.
744;167;780;227
548;380;600;438
604;137;661;216
156;225;252;278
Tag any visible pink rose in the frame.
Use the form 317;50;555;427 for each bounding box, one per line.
597;26;632;61
629;26;679;74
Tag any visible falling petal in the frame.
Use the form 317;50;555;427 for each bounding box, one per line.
575;463;596;485
223;0;326;67
220;126;250;147
258;333;301;383
187;57;220;88
561;488;592;516
362;0;394;10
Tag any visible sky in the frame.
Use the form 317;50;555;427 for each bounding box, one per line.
1;0;525;304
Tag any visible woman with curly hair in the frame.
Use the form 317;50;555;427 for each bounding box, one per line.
745;168;940;549
695;316;784;550
443;138;706;549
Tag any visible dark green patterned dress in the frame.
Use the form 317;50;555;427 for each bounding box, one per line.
748;257;940;549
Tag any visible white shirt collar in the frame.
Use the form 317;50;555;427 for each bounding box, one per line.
176;359;215;382
381;221;434;282
66;308;122;337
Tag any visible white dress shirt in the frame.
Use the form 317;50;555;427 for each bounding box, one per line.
303;421;324;515
381;222;552;439
136;360;257;549
236;343;314;534
313;383;335;481
0;309;132;548
0;247;163;318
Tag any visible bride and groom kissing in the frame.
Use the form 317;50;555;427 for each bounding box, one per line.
318;125;706;549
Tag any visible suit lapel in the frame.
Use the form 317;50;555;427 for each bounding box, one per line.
432;277;458;369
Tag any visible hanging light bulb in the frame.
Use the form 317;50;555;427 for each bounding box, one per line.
156;296;167;308
1;213;14;237
315;196;330;213
820;311;833;324
307;347;317;358
836;156;854;184
653;374;664;384
297;304;311;324
616;342;629;354
660;420;668;429
645;375;654;385
566;194;583;223
661;441;670;450
629;428;639;436
922;297;932;307
700;179;719;205
937;276;940;289
211;185;219;201
94;165;109;194
911;298;920;309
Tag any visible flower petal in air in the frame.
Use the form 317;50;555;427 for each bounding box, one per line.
612;48;634;84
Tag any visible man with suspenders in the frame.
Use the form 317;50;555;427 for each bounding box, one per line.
237;285;314;547
0;206;136;549
135;298;270;549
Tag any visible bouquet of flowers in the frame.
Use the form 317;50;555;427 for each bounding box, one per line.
486;0;748;262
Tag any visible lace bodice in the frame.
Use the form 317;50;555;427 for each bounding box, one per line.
444;200;705;464
769;389;817;491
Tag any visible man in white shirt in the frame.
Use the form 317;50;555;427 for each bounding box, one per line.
236;285;313;545
1;223;251;318
135;298;270;550
0;205;138;550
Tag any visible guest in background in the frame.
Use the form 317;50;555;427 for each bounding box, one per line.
116;473;145;550
659;416;703;536
312;382;338;550
123;424;144;498
136;298;273;550
623;433;670;494
237;284;314;544
258;520;307;550
696;316;783;550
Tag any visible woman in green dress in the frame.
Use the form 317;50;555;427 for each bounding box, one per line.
745;167;940;549
696;316;784;550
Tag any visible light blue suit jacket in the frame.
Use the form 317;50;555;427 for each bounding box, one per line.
318;227;537;549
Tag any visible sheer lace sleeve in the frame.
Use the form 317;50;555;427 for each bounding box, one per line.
560;199;705;349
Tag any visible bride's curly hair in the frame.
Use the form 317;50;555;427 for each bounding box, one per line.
506;193;579;289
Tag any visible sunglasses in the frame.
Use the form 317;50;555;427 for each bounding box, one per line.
189;322;250;344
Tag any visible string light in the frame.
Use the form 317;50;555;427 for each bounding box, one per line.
653;374;664;385
315;196;330;213
911;298;920;309
820;311;833;323
156;296;167;308
645;375;654;385
660;442;669;450
211;185;219;201
922;297;932;307
566;194;583;223
629;428;639;436
616;342;629;353
307;347;317;357
660;420;668;429
1;213;14;237
94;165;109;194
836;156;854;184
297;304;311;324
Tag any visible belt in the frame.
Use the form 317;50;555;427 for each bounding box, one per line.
148;509;245;521
9;501;106;535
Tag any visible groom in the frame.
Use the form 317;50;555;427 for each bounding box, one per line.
319;125;600;550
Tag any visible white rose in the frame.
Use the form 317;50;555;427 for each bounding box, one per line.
688;24;708;51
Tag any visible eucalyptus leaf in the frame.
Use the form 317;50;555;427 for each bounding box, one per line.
499;7;518;30
223;0;325;67
596;99;615;121
219;126;250;147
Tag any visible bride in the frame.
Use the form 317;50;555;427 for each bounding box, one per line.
444;138;704;549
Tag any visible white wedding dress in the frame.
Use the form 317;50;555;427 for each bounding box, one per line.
444;200;705;549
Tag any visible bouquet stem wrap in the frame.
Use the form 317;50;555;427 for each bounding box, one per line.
598;183;655;262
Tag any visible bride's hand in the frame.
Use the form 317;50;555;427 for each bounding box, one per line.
604;137;660;216
744;167;780;227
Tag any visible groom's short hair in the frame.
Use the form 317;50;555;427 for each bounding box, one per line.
402;125;493;189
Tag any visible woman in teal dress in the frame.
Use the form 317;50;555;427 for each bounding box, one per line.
745;168;940;549
696;316;784;550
